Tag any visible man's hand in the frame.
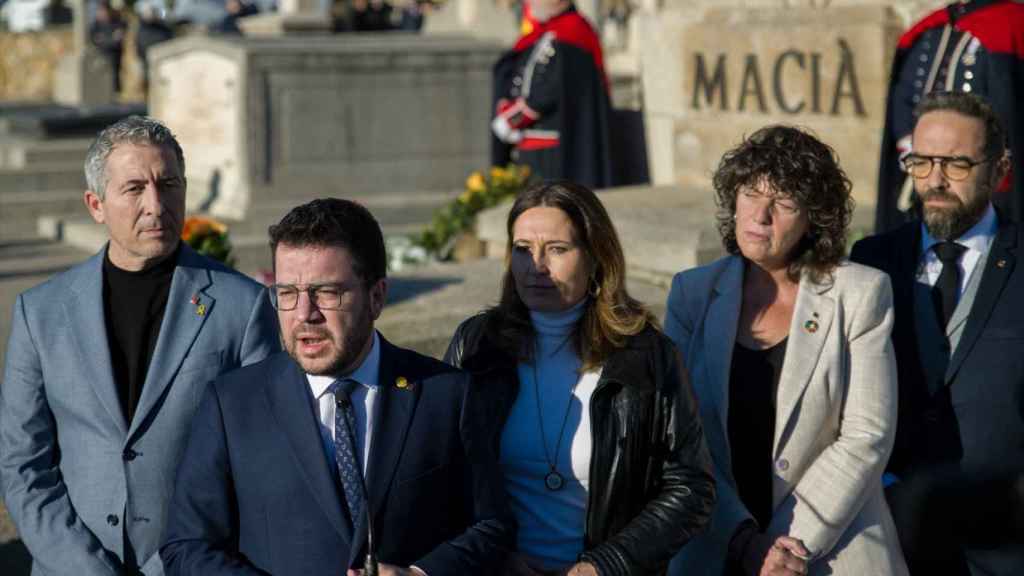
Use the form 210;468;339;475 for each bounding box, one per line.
347;564;426;576
742;534;809;576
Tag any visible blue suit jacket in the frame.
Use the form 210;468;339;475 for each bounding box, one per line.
851;218;1024;575
0;244;280;575
160;338;513;576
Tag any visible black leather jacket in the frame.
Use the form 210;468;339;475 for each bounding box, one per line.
445;314;716;576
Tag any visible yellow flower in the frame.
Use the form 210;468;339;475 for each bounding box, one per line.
490;166;507;182
466;171;486;193
458;189;473;203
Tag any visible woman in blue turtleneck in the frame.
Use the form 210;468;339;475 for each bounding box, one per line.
444;181;716;576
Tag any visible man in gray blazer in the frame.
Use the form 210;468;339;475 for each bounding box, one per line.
0;116;280;575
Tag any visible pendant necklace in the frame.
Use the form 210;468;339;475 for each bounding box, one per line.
532;355;578;492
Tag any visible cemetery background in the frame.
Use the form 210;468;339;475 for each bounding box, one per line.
0;0;958;572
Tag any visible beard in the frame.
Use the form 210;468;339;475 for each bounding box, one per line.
920;185;990;241
284;307;374;376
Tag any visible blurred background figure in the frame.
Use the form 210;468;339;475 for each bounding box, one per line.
42;0;70;25
134;1;174;90
491;0;614;189
89;0;126;94
397;0;432;31
351;0;393;31
211;0;258;33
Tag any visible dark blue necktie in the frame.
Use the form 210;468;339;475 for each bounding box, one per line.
932;241;967;328
330;378;365;528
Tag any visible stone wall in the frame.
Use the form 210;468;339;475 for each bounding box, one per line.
0;28;74;101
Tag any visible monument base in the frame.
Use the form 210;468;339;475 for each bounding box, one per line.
52;48;115;106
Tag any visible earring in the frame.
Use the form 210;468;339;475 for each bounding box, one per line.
588;277;601;298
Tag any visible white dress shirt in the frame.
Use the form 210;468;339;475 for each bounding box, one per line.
918;203;998;297
306;330;381;474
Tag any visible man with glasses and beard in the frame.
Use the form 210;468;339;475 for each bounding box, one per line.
161;198;512;575
852;91;1024;576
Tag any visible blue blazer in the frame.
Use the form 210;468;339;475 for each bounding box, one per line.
160;338;514;576
1;244;280;576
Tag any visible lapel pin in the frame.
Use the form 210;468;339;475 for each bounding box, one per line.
196;303;207;316
996;259;1007;268
804;319;819;334
395;376;411;390
190;294;200;305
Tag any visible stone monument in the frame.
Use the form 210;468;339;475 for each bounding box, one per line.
148;35;503;220
637;3;904;208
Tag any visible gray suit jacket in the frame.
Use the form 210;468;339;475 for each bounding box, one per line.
0;244;280;576
665;256;907;575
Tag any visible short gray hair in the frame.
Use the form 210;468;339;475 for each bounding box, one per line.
84;116;185;199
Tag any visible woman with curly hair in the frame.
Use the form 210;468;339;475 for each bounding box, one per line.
446;181;716;575
666;125;908;576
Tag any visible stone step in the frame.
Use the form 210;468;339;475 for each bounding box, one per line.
0;237;91;278
0;102;146;138
0;165;85;194
0;189;84;241
0;137;92;170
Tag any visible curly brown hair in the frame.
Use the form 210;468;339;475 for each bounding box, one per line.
713;125;854;283
487;181;656;371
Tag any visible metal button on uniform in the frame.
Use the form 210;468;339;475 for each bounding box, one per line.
122;449;137;461
965;70;974;80
106;514;119;526
962;83;972;93
776;459;790;472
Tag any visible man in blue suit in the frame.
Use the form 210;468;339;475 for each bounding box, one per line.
161;198;513;575
0;116;280;575
851;92;1024;575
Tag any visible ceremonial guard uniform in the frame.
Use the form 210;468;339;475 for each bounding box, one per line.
491;4;613;189
876;0;1024;232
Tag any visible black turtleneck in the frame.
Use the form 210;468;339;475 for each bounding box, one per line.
102;245;179;424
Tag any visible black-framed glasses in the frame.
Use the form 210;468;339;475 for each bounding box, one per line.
902;154;994;181
268;283;355;311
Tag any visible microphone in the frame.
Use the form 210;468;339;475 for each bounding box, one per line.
333;386;379;576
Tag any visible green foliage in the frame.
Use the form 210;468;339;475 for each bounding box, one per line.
418;164;532;259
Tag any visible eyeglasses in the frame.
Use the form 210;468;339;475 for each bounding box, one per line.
268;283;356;311
738;189;801;216
902;154;993;181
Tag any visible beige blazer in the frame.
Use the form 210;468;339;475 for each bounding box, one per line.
665;256;907;576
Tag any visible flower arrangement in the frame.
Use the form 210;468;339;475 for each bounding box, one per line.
418;164;531;258
181;215;236;267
